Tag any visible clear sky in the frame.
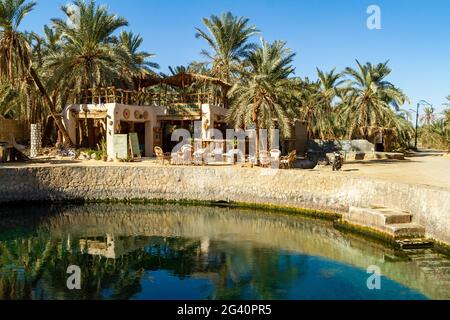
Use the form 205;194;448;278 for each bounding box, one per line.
20;0;450;114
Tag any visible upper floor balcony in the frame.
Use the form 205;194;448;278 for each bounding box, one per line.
69;87;224;108
68;72;232;109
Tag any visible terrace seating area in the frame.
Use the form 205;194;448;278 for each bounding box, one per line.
157;143;294;169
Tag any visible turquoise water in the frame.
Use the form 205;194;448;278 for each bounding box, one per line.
0;204;448;300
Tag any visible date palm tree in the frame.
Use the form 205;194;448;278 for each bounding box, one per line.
47;0;129;91
195;12;259;83
36;25;62;64
420;106;435;128
444;108;450;124
0;81;22;118
316;68;345;113
0;0;73;144
382;110;415;150
340;60;409;141
295;69;346;140
443;96;450;126
115;30;159;88
431;119;449;150
227;39;296;158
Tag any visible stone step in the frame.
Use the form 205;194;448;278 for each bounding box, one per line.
415;260;450;268
420;266;450;275
396;238;434;249
382;223;426;239
346;206;412;229
408;253;441;261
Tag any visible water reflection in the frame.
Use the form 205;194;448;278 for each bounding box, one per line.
0;204;448;300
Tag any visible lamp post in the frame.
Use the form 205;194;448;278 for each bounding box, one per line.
414;100;433;150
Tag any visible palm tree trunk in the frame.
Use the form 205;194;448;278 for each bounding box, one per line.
25;78;32;129
29;67;74;147
255;120;260;165
253;101;261;165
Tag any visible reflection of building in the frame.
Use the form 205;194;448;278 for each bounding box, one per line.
62;73;230;159
79;234;148;259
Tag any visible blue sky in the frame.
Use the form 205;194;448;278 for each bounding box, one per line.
20;0;450;114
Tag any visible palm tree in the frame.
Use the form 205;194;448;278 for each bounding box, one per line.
115;30;159;89
292;78;330;139
0;81;22;118
0;0;73;144
443;98;450;124
48;0;129;92
37;25;62;63
382;110;415;150
431;119;449;150
340;60;409;141
227;39;296;159
294;69;346;140
0;0;35;82
420;106;434;128
195;12;259;83
444;109;450;123
316;68;344;112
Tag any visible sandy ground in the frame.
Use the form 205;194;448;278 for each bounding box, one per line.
321;154;450;191
2;152;449;191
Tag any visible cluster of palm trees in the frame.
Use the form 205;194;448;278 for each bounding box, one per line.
1;0;158;145
195;13;413;151
419;99;450;151
0;0;422;150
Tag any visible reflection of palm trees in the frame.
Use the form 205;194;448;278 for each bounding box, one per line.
0;228;308;300
3;204;444;300
0;233;220;299
0;234;57;299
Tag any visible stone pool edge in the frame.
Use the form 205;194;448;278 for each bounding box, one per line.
0;165;449;251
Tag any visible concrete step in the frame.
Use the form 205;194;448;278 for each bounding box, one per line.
415;260;450;268
408;253;442;261
346;206;412;229
420;266;450;275
396;238;434;249
382;223;426;239
403;248;435;255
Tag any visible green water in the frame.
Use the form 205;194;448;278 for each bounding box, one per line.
0;203;449;300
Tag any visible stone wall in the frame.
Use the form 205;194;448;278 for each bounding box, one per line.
0;165;449;245
307;139;375;153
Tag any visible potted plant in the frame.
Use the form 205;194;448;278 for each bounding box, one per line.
98;138;108;161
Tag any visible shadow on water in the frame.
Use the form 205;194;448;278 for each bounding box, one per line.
0;203;449;300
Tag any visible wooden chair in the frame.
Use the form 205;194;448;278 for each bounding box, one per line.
280;150;297;169
7;133;29;162
259;151;271;168
193;148;206;165
180;144;193;165
154;146;171;165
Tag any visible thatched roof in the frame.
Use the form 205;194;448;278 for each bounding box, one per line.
133;74;163;89
134;72;231;90
162;72;231;89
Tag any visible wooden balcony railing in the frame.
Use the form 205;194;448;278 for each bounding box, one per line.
70;87;225;107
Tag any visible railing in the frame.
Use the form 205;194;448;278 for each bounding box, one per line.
70;87;225;107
